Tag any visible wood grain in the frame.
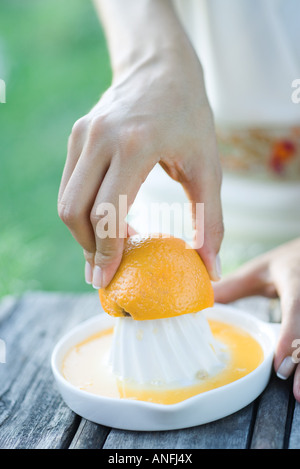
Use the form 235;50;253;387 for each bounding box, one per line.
0;292;296;449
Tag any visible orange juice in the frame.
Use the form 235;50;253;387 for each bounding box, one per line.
62;320;263;405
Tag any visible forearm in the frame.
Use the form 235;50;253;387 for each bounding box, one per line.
93;0;200;79
60;1;223;294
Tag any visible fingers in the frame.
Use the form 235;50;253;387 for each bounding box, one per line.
58;117;90;202
58;110;154;290
58;116;112;283
293;365;300;403
58;141;110;255
213;255;275;303
196;193;224;282
89;157;147;288
58;116;103;255
210;235;300;401
84;222;137;288
181;156;224;281
177;115;224;281
275;292;300;402
272;266;300;394
84;212;137;286
59;151;141;289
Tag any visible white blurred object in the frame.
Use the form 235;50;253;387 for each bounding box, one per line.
172;0;300;128
127;165;194;245
221;173;300;244
128;1;300;274
128;164;300;251
108;311;227;388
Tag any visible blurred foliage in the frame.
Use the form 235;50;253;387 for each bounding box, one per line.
0;0;111;297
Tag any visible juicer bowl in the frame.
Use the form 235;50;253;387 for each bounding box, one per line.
51;303;279;431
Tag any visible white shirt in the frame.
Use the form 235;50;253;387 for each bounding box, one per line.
173;0;300;128
132;1;300;250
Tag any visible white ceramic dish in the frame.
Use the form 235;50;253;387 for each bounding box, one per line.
51;303;280;431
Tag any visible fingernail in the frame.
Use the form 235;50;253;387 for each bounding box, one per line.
277;356;296;380
85;262;93;285
92;265;103;289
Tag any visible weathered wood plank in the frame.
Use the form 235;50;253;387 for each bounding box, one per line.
103;404;255;449
0;291;101;449
0;295;19;366
69;419;110;449
0;294;19;324
0;292;287;449
250;371;292;449
232;296;279;323
288;400;300;448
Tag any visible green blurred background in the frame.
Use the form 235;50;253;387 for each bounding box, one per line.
0;0;111;298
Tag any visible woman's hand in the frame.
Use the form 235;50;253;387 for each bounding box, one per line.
213;238;300;401
58;0;223;289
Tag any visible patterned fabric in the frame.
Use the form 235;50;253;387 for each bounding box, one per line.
217;127;300;180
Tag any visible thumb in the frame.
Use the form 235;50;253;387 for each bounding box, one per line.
182;167;224;282
89;220;138;289
89;161;144;289
87;207;126;290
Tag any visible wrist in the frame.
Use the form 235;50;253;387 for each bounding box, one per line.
95;0;199;81
111;41;184;84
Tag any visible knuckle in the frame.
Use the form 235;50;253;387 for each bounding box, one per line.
70;116;89;140
118;123;153;160
58;201;80;228
90;210;100;228
94;242;123;267
94;249;116;267
84;250;95;264
88;115;107;142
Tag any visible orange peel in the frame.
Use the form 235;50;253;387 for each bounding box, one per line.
98;234;214;321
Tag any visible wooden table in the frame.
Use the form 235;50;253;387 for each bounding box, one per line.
0;291;299;450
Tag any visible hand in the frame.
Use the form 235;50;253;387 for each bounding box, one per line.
57;9;223;289
213;238;300;402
